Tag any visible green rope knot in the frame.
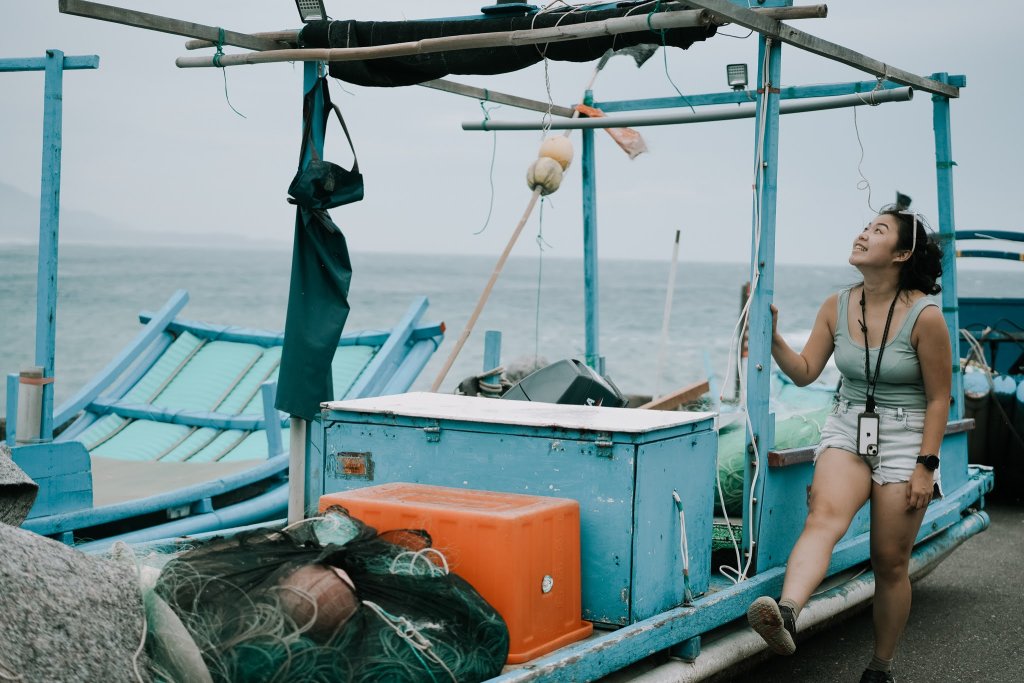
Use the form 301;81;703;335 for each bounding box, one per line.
213;27;226;68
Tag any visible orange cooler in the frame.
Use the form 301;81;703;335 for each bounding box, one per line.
319;482;593;663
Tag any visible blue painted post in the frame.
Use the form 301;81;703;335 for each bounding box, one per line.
261;381;283;456
289;59;326;525
482;330;502;391
5;374;18;446
581;90;601;371
931;72;963;421
742;36;783;575
35;50;65;442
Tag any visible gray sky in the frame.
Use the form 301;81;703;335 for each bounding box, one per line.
1;1;1020;266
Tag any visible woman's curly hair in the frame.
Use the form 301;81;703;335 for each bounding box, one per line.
878;203;943;295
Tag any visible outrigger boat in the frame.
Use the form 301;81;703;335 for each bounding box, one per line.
3;1;1004;681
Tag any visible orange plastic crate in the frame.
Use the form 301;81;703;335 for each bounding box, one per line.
320;483;592;663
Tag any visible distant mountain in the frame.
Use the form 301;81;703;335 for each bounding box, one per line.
0;182;281;249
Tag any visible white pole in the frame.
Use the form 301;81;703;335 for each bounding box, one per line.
287;417;307;524
654;231;681;399
15;367;45;445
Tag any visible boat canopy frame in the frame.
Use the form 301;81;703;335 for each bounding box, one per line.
55;0;967;577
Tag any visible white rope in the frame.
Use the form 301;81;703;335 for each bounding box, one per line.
389;548;451;576
716;37;773;584
363;601;458;683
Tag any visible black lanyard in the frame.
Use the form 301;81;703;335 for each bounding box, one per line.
859;288;900;413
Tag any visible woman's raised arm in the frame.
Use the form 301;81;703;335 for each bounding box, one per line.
770;294;837;387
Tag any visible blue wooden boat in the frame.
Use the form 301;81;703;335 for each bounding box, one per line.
7;1;1002;680
6;289;443;549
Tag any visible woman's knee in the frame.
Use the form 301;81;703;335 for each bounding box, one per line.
871;545;912;583
802;506;852;542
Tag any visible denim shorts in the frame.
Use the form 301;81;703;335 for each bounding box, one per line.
814;399;943;494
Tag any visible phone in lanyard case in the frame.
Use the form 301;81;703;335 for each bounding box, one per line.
857;411;880;456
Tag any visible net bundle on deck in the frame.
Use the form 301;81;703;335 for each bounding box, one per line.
150;509;509;682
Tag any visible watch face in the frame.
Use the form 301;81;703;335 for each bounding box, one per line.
920;455;940;471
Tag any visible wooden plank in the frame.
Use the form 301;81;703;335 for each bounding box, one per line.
185;30;299;51
58;0;286;52
768;418;976;467
683;0;960;98
638;380;710;411
176;7;714;68
419;79;576;118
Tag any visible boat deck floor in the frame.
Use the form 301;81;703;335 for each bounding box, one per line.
90;456;261;506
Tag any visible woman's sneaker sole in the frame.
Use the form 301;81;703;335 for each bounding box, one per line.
747;596;796;655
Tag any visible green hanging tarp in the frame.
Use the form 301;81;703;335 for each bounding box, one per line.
276;78;357;420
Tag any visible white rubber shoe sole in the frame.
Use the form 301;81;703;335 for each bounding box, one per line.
747;596;796;655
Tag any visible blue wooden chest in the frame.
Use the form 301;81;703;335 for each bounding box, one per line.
316;392;717;626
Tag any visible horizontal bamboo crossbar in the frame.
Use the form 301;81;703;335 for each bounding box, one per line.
178;5;827;52
175;8;714;68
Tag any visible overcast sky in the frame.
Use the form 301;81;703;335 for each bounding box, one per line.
1;1;1020;266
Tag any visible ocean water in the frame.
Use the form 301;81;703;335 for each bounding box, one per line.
0;243;1017;415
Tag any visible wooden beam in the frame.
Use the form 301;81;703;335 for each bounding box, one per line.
638;379;710;411
186;30;300;51
419;79;576;118
58;0;288;52
175;8;715;68
683;0;959;98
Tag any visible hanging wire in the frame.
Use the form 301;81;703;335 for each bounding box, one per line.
534;198;554;361
474;101;501;235
853;76;885;212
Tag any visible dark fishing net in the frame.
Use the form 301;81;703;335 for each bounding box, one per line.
151;509;509;682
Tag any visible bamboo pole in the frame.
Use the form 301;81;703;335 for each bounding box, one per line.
57;0;287;52
176;9;714;68
654;229;682;398
462;87;914;130
430;188;543;393
178;5;826;52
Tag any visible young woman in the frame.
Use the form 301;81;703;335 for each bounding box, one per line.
746;205;950;683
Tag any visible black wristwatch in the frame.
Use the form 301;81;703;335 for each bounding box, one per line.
916;454;940;471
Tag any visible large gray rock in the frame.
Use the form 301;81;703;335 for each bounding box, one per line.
0;524;152;682
0;444;37;526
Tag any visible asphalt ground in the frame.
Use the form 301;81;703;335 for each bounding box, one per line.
743;502;1024;683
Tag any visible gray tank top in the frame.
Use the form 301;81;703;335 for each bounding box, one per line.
833;288;938;409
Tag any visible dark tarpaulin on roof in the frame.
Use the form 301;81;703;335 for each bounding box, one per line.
299;4;716;87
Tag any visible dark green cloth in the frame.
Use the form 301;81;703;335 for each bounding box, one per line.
276;77;358;420
276;207;352;421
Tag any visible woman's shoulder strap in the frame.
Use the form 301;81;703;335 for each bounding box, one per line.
900;294;939;338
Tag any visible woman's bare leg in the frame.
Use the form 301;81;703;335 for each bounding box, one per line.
868;481;929;660
779;448;873;608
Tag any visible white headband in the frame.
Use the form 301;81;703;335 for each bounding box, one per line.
899;210;919;253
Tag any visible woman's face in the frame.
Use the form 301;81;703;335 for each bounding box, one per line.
849;214;905;268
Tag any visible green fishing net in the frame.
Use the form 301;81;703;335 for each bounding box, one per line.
150;509;509;682
714;406;831;516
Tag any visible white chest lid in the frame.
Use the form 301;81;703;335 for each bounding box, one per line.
323;392;716;435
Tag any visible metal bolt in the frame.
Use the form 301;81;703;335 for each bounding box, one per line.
756;363;763;371
541;575;554;593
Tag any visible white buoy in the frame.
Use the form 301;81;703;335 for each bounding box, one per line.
526;157;564;196
538;136;574;171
